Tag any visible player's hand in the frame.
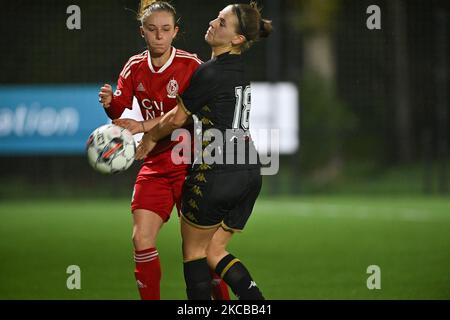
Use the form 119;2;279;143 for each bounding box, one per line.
98;84;113;108
135;133;157;160
113;118;144;135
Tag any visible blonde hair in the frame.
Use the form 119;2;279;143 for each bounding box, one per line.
137;0;177;25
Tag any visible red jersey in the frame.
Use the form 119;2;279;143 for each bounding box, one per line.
105;47;202;158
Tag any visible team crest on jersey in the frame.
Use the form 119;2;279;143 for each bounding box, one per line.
166;79;179;98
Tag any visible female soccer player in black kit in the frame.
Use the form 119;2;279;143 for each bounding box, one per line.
132;2;272;300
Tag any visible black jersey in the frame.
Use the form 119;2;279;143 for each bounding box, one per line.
178;52;260;172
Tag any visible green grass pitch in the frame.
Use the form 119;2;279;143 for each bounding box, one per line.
0;196;449;299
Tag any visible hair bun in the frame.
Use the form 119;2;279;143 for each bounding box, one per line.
259;19;273;38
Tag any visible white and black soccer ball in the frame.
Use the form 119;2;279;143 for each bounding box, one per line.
86;124;136;174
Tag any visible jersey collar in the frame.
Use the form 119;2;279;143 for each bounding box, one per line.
147;47;176;74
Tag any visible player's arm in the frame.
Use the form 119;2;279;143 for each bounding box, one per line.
99;60;135;120
152;104;190;136
112;116;162;135
135;105;190;160
134;63;213;159
99;83;133;120
113;105;192;136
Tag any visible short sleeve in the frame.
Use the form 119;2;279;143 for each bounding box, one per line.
179;63;217;115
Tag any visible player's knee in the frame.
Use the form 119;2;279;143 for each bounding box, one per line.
182;242;207;262
132;229;156;250
206;242;227;265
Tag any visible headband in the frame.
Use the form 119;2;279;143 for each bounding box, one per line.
233;5;249;40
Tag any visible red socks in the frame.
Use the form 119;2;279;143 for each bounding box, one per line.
134;248;161;300
134;247;230;300
210;269;230;300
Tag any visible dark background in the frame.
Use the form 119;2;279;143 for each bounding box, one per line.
0;0;449;198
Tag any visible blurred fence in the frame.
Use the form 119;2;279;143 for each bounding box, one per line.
0;0;448;197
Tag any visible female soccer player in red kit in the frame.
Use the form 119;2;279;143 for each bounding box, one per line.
98;0;229;300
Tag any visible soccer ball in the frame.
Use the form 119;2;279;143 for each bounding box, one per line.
86;124;136;174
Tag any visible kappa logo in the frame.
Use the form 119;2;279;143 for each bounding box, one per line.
136;280;146;288
167;79;179;98
137;82;145;92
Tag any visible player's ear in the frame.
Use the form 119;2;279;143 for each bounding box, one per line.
231;34;245;46
172;25;179;40
140;26;145;38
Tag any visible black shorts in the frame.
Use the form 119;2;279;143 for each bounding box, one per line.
181;168;262;232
